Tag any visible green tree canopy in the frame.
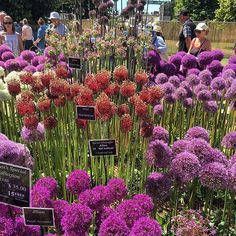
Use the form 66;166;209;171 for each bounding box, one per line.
174;0;219;21
215;0;236;22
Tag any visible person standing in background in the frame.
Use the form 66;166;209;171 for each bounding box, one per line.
177;9;196;52
0;11;6;32
0;15;23;56
21;18;33;50
33;18;46;51
48;12;67;37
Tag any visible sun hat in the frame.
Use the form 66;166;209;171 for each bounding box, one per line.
195;23;209;31
153;25;162;33
49;12;61;20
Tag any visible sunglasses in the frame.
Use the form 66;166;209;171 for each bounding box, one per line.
4;22;13;25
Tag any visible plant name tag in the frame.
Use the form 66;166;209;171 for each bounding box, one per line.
68;57;81;69
89;139;117;156
23;207;55;226
0;162;31;208
76;105;96;120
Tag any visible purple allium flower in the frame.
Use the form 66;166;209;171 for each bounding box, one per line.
168;75;180;87
61;203;93;235
184;127;209;142
34;176;57;198
145;50;161;66
96;207;115;229
146;172;172;200
0;133;8;141
5;59;20;72
175;87;188;101
66;169;90;195
0;203;10;218
15;58;29;70
38;55;48;64
197;89;212;101
53;200;69;234
0;140;34;169
228;163;236;192
0;217;14;235
0;45;12;58
186;74;200;87
155;73;168;84
223;63;236;73
204;100;218;113
58;53;66;62
23;65;36;73
224;76;233;89
14;216;40;236
225;80;236;99
31;186;52;208
151;126;169;143
170;151;200;184
116;199;146;228
160;61;176;76
44;46;58;60
172;140;190;156
36;64;45;72
187;68;200;76
181;54;197;69
193;83;208;95
229;154;236;167
99;213;129;236
210;77;226;90
176;51;187;58
107;178;127;202
228;55;236;64
164;93;177;104
222;68;235;79
211;49;224;61
205;148;228;166
169;54;182;71
199;162;228;190
178;73;185;81
129;217;162;236
79;186;111;210
207;60;223;77
1;51;15;62
182;97;194;108
21;123;45;143
153;104;163;116
222;131;236;149
198;51;213;69
198;69;212;86
20;50;35;62
161;82;175;94
146;140;172;168
31;55;41;67
132;194;154;214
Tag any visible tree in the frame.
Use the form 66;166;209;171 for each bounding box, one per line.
174;0;219;21
215;0;236;22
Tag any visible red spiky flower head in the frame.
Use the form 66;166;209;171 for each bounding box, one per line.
49;79;70;97
44;115;58;129
140;116;154;138
16;99;36;116
23;114;39;130
134;70;148;85
120;114;133;133
75;119;88;129
95;69;111;90
55;64;69;79
120;81;136;97
19;72;34;85
148;85;163;105
84;73;100;94
37;97;51;112
117;103;130;117
114;65;128;81
135;99;148;117
7;79;21;96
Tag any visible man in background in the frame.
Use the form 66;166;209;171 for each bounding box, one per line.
177;9;196;52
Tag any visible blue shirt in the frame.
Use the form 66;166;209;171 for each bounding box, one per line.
49;23;67;36
152;33;167;54
37;24;46;50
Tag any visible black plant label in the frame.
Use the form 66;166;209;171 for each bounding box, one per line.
89;139;117;156
76;105;96;120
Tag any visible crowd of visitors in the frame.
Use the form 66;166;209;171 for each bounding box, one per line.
0;9;235;58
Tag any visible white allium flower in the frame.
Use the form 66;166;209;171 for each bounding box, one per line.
0;66;5;77
4;71;20;83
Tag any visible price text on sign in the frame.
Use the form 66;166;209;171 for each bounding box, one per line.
23;207;55;226
89;139;117;156
68;57;81;69
0;162;31;208
76;106;96;120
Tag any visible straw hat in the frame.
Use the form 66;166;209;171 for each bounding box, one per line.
153;25;162;33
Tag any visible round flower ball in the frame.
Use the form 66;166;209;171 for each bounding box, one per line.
160;61;176;76
151;126;169;143
107;178;128;202
221;131;236;149
184;126;209;142
207;60;223;77
169;54;182;70
132;194;154;214
199;162;228;190
129;217;162;236
170;151;201;184
198;51;213;69
211;49;224;61
21;123;45;143
181;54;197;69
66;169;91;196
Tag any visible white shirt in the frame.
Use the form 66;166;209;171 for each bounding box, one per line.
22;25;33;40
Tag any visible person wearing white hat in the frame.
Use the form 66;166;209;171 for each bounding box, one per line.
188;22;211;57
48;11;67;37
152;25;168;60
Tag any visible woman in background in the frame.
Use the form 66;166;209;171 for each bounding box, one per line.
22;18;33;50
33;18;46;51
0;15;23;56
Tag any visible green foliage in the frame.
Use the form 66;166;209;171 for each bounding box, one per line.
1;0;63;24
174;0;219;21
215;0;236;22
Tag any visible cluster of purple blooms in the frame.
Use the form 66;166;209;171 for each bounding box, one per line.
0;44;69;74
0;132;34;169
146;49;236;113
28;171;162;235
145;126;236;201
